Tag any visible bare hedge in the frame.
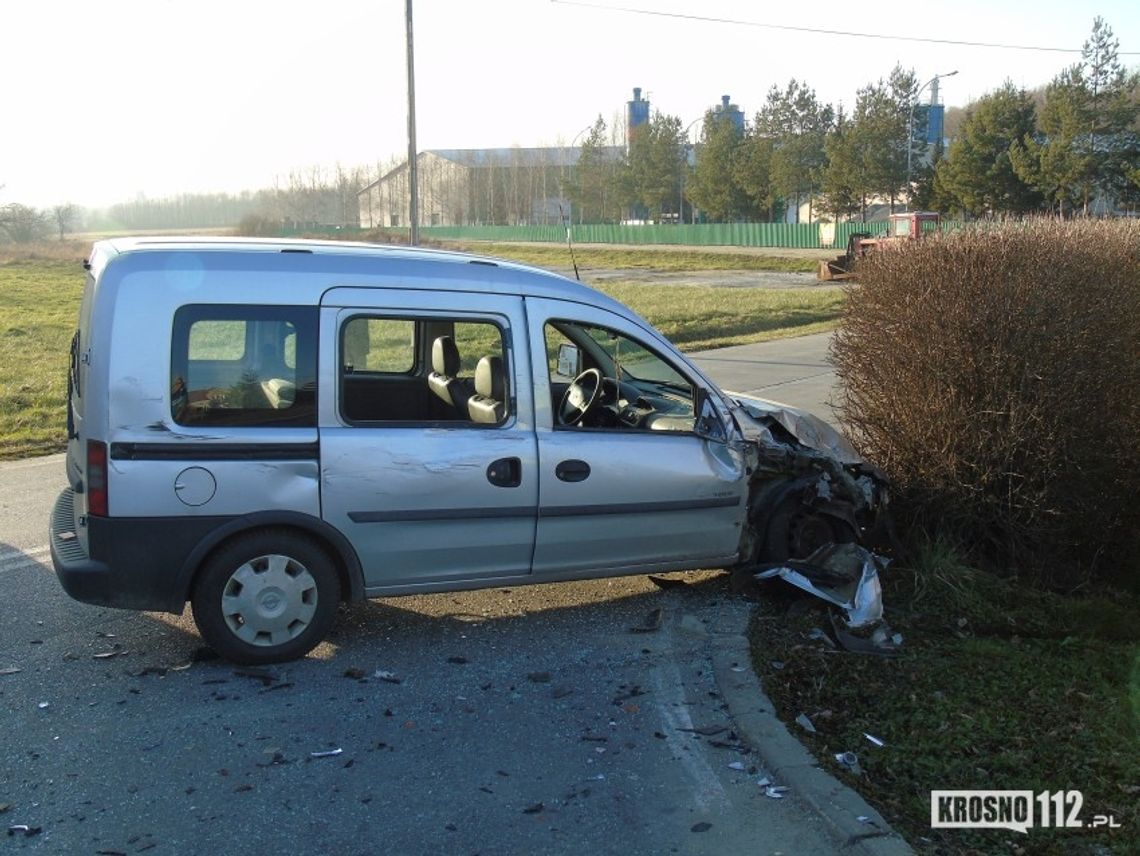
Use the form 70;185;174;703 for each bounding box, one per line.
831;220;1139;583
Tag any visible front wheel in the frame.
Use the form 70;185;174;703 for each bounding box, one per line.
191;530;340;664
759;494;855;563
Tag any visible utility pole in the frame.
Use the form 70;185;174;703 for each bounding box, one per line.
405;0;419;245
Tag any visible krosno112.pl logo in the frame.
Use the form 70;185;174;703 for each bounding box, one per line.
931;791;1121;834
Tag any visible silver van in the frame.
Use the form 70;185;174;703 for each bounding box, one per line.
51;237;887;663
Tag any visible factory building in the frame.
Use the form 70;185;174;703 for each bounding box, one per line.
358;88;742;228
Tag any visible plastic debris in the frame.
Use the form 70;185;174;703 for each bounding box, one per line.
727;761;747;771
863;733;886;748
37;702;50;710
829;614;902;656
309;748;343;758
522;802;544;814
764;785;790;799
806;628;837;648
755;543;886;628
0;667;20;676
374;670;402;684
678;724;726;737
233;666;278;686
834;751;862;775
770;661;785;670
756;776;772;787
795;713;816;734
7;825;42;838
857;815;879;826
630;608;663;633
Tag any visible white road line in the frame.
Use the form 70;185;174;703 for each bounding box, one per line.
651;640;728;815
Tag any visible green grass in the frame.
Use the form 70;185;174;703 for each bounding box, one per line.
449;242;820;273
0;256;842;460
0;260;83;459
748;538;1140;855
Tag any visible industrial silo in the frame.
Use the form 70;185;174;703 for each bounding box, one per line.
627;87;650;145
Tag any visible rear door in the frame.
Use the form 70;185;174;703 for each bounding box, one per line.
318;288;538;590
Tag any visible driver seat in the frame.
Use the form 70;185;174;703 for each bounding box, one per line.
467;356;505;424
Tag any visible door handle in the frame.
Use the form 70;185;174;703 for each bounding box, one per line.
486;457;522;488
555;459;591;483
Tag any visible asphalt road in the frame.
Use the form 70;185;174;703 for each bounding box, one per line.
1;334;861;855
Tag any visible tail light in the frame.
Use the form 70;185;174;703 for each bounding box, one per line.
87;440;108;517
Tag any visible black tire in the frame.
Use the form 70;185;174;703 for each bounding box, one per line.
759;494;855;564
191;529;340;665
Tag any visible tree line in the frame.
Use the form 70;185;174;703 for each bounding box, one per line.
568;17;1138;223
0;163;386;243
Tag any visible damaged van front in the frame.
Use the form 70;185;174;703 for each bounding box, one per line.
725;393;889;565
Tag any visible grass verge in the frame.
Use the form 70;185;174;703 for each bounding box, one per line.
0;260;82;459
447;241;820;273
748;540;1140;855
0;254;841;460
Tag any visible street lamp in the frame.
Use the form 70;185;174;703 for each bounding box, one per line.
905;70;957;207
680;115;705;225
567;123;593;226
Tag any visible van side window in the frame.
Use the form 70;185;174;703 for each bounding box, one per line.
340;315;508;424
171;305;317;427
343;318;416;373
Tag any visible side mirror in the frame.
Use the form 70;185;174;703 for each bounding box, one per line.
693;388;727;443
557;343;581;378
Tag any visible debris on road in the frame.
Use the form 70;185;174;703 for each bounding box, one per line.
309;748;344;759
447;656;469;665
36;702;49;710
678;724;726;737
374;670;402;684
7;825;42;838
0;667;21;676
728;761;747;771
690;822;712;832
864;733;886;748
343;667;367;679
629;607;663;633
522;802;544;814
763;785;790;799
795;713;816;733
233;667;278;686
526;671;552;684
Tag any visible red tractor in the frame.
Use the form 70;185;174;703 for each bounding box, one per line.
818;211;941;281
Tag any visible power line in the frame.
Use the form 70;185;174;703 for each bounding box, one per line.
550;0;1140;56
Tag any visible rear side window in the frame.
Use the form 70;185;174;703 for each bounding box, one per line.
171;305;317;427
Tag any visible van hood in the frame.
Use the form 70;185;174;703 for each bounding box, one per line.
726;392;864;466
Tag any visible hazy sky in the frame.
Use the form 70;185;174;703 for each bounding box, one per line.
3;0;1137;208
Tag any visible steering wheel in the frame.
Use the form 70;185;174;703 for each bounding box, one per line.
558;368;603;426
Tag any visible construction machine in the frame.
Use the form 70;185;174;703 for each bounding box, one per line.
818;211;941;281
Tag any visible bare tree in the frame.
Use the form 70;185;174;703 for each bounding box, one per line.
0;203;49;242
51;203;78;240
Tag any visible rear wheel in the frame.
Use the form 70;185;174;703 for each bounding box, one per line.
191;530;340;665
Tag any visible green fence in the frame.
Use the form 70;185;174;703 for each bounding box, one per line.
279;221;963;250
422;222;893;249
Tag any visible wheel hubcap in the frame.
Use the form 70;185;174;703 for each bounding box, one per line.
221;554;318;647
